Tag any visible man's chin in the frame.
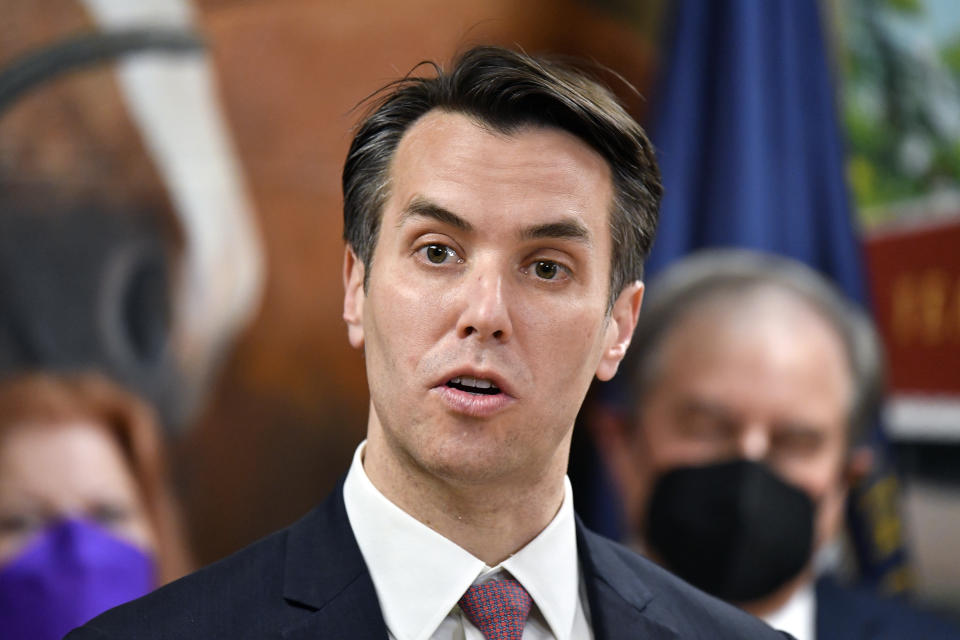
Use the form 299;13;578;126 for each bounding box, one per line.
416;443;521;485
407;431;557;487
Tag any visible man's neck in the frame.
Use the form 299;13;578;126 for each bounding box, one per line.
739;569;814;618
362;435;568;566
639;537;815;621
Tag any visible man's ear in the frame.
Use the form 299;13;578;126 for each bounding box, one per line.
596;280;644;381
588;401;636;492
342;246;365;349
845;444;875;487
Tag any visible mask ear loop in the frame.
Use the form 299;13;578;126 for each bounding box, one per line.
0;27;204;116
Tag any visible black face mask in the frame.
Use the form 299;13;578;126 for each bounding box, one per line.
644;459;815;603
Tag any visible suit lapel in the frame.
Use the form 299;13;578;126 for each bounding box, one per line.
279;481;388;639
280;579;386;640
815;576;871;640
577;518;679;640
275;484;684;639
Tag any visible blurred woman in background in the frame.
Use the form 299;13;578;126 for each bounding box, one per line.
0;372;191;640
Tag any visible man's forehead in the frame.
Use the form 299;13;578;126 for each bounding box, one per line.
663;290;845;356
386;111;613;218
650;295;854;426
391;109;612;181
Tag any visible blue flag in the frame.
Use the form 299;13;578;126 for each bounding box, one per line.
576;0;910;594
648;0;865;300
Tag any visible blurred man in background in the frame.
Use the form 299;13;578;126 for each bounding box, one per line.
593;249;960;640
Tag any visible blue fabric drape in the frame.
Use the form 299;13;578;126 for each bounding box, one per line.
580;0;908;592
647;0;865;300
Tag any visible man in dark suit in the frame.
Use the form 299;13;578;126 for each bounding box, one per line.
592;249;960;640
815;575;960;640
68;46;790;640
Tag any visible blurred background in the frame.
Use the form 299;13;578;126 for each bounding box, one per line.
1;0;958;623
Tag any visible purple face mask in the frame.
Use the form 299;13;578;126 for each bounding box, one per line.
0;517;155;640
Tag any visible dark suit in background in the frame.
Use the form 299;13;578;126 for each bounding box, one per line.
816;576;960;640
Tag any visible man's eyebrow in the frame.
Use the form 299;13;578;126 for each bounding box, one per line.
520;219;591;244
678;397;735;420
398;198;473;232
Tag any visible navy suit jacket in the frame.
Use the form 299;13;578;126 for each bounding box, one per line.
816;576;960;640
67;482;790;639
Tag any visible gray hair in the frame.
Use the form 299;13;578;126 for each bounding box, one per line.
627;249;884;444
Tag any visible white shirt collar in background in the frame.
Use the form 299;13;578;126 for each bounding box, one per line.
761;581;816;640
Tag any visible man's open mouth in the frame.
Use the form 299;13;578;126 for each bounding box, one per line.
446;375;501;396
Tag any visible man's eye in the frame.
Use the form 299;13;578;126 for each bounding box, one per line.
421;244;458;264
772;429;824;457
534;261;560;280
678;411;737;442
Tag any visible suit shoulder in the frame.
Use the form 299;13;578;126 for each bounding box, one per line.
817;577;960;640
581;529;792;639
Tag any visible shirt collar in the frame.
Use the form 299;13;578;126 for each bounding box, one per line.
501;473;580;640
760;581;815;640
343;441;581;640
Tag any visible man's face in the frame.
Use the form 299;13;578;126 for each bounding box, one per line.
343;110;642;487
624;294;852;549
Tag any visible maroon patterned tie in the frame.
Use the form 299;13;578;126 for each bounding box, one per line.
458;577;533;640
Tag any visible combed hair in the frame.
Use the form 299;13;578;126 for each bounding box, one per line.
342;45;662;303
626;249;884;443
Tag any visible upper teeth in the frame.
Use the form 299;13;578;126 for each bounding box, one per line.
451;375;493;389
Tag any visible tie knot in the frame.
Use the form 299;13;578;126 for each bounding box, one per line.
458;577;533;640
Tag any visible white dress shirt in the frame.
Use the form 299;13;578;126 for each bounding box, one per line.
761;582;816;640
343;442;593;640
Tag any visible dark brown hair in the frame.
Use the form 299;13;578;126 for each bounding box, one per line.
342;45;662;303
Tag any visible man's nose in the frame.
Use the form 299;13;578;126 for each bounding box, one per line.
456;270;513;342
738;424;771;461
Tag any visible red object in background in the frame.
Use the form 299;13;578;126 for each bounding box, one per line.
865;218;960;396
